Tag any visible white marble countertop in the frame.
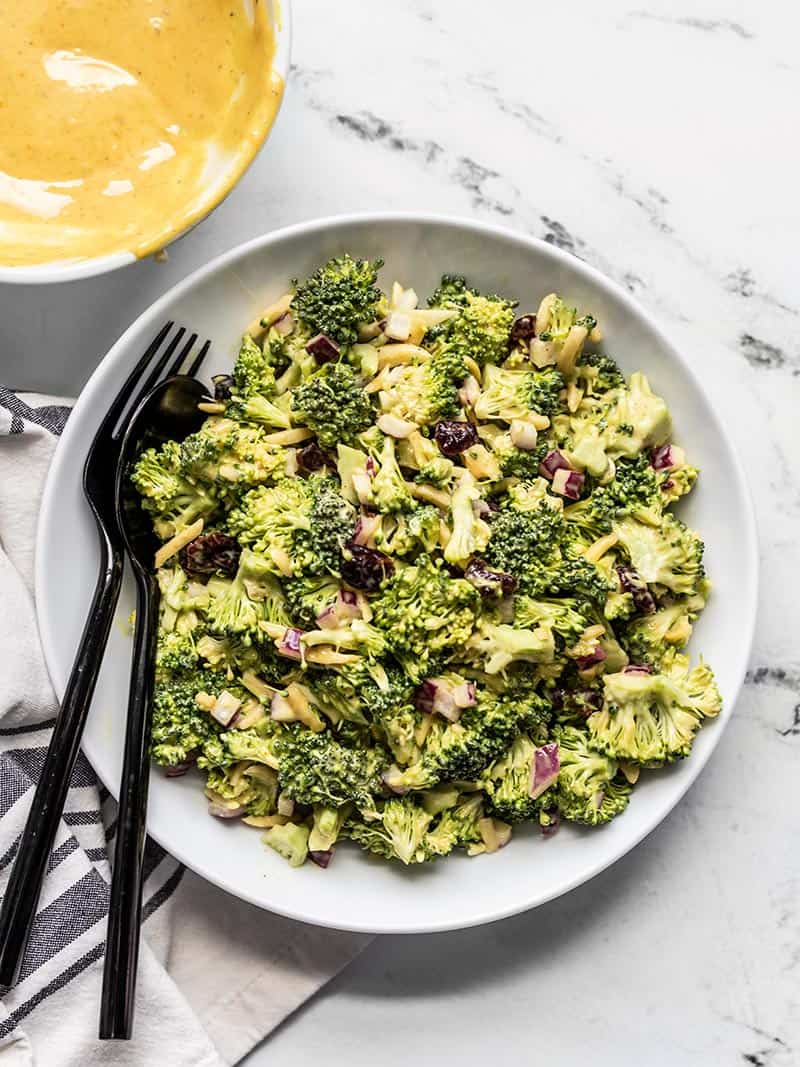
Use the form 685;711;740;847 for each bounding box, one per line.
3;0;798;1063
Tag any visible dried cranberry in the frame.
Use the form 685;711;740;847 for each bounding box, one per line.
212;374;235;401
297;441;334;472
180;531;241;580
305;334;340;363
617;566;656;615
510;314;537;345
464;558;517;597
340;544;394;592
434;420;479;456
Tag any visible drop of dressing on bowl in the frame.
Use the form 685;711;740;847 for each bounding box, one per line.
0;0;282;267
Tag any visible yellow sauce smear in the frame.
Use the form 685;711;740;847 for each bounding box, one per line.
0;0;282;267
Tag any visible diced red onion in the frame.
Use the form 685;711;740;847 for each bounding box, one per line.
541;810;561;838
623;664;653;675
271;692;296;721
273;311;294;336
510;420;539;451
452;681;477;708
309;850;333;868
458;375;481;409
351;471;374;506
305;334;340;362
661;478;674;491
208;802;246;819
415;680;456;721
165;760;194;778
472;498;492;519
551;468;585;500
529;742;560;800
366;457;377;476
382;764;407;795
539;449;573;480
337;588;360;616
650;443;678;470
575;646;606;671
210;690;242;727
277;628;303;660
352;513;382;546
315;604;339;630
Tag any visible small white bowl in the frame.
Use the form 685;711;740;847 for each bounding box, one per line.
0;0;291;287
36;214;758;933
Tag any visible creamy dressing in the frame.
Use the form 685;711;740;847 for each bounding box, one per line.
0;0;281;266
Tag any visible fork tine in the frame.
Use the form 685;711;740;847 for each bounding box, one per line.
167;332;198;378
186;339;212;379
97;322;173;435
111;327;186;441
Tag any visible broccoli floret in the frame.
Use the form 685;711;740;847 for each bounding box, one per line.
424;793;484;857
660;464;699;504
283;575;341;627
156;629;200;673
263;822;310;867
275;727;387;806
465;621;555;675
528;366;566;416
609;455;664;522
200;718;285;771
292;363;374;449
623;602;698;668
308;804;351;852
485;502;610;603
587;655;721;764
554;725;631;825
607;373;671;458
371;557;480;682
178;419;289;491
474;364;563;423
204;549;290;641
151;670;225;766
228;476;356;577
482;734;544;822
347;797;432;865
427;274;515;368
366;433;415;514
205;762;278;817
131;441;219;539
376;355;465;427
613;513;704;596
291;255;384;345
577;352;625;395
232;334;278;399
386;693;528;791
156;565;210;634
303;618;388;659
230;391;293;431
373;506;441;559
195;632;263;676
443;472;491;567
514;596;589;645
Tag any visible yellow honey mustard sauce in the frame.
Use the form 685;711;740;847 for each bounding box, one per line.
0;0;281;266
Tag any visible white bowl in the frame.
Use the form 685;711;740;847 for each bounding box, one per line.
36;214;758;933
0;0;291;287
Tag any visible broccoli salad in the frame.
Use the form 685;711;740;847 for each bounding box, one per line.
132;254;720;870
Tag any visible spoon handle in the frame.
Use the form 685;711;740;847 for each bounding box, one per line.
99;569;159;1040
0;534;122;989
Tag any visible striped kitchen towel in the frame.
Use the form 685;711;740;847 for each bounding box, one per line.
0;391;370;1067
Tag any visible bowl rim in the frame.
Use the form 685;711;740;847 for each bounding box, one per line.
0;0;292;287
35;212;759;932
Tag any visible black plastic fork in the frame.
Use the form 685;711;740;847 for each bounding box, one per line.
0;323;210;989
